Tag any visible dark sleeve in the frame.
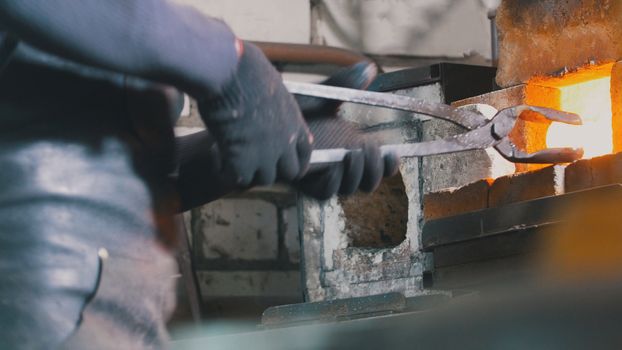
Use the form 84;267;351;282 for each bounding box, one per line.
0;0;238;97
175;130;244;211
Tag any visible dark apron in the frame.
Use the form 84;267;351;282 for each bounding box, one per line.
0;38;182;349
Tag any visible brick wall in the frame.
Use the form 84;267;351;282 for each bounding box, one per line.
186;189;303;319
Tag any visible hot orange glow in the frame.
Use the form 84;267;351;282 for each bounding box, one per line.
548;76;612;158
527;63;616;160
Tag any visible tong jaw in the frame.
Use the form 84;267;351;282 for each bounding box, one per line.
490;105;584;164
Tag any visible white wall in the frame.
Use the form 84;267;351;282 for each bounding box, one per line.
172;0;311;43
172;0;492;59
314;0;492;58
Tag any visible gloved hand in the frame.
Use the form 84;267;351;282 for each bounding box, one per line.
198;41;312;187
294;62;400;200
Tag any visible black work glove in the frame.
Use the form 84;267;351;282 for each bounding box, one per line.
294;62;400;200
198;41;312;187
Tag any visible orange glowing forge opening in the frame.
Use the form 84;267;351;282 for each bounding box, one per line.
526;63;622;162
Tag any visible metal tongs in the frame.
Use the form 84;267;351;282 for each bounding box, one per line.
285;82;584;165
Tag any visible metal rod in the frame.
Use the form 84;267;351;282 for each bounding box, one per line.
285;81;487;130
253;41;372;67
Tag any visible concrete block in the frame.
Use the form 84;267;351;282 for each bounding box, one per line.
496;0;622;87
197;271;301;298
329;244;418;284
320;197;351;271
299;85;505;301
300;197;327;302
193;199;279;260
300;156;424;302
400;157;423;252
324;276;422;300
421;121;493;193
489;165;565;208
423;179;491;221
283;206;301;263
422;103;515;193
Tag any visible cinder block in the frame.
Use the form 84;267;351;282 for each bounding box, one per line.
324;276;422;300
423;179;491;221
496;0;622;87
489;165;565;208
282;206;301;263
193;198;279;260
566;152;622;192
330;244;416;284
197;271;301;298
